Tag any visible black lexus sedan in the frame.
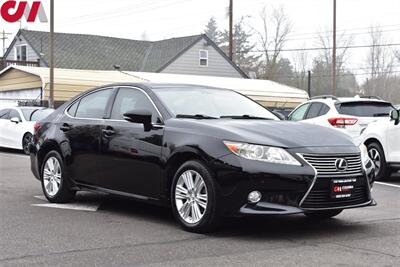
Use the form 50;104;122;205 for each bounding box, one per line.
30;83;376;232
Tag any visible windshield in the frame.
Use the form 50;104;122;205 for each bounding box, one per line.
21;108;41;121
152;87;278;120
30;109;54;121
336;101;395;117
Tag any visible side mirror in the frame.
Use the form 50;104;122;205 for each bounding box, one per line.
123;109;152;128
390;109;400;125
10;117;20;124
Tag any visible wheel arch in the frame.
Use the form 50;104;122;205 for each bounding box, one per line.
37;140;63;173
364;137;388;160
164;147;213;200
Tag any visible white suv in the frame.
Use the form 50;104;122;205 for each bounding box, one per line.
288;95;395;141
360;109;400;180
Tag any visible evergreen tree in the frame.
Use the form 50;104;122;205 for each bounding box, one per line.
220;17;260;76
204;17;222;45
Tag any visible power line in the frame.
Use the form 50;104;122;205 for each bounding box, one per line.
267;70;400;79
286;28;400;42
238;43;400;53
287;23;400;38
62;0;197;27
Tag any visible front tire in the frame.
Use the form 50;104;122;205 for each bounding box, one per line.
304;209;343;219
367;142;388;181
41;151;75;203
171;160;220;233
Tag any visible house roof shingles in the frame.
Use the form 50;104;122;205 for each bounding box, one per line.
19;30;203;72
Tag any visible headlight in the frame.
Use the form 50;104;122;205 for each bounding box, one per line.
223;141;301;166
359;144;370;165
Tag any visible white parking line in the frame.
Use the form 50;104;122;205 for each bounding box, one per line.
0;152;28;159
32;195;100;211
31;203;100;211
375;181;400;188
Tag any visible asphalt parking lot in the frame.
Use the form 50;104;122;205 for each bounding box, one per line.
0;150;399;267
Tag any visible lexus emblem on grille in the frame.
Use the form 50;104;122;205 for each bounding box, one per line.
335;158;348;172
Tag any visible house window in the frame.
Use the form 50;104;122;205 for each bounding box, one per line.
14;45;27;61
199;50;208;66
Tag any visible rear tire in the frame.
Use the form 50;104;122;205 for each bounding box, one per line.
41;150;75;203
22;133;32;155
171;160;221;233
367;142;388;181
304;209;343;219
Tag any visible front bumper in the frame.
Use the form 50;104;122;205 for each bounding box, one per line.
239;199;376;215
213;147;376;216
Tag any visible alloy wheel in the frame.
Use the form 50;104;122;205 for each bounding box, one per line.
23;134;32;154
175;170;208;224
368;148;381;177
43;157;62;197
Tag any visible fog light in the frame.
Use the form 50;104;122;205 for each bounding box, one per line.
248;191;262;203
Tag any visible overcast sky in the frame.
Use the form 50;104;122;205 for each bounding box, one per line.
2;0;400;78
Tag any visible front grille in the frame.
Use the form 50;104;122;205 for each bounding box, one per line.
301;153;369;209
302;154;363;177
301;178;369;209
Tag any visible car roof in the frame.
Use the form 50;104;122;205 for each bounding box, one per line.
17;106;46;109
336;97;389;104
309;97;390;104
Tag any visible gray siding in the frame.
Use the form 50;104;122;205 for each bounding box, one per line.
6;35;43;65
162;39;243;78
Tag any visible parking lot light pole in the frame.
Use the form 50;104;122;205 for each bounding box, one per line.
49;0;54;108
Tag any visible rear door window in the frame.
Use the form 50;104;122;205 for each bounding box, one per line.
305;103;323;119
0;109;10;120
336;101;394;117
75;89;113;119
288;103;310;121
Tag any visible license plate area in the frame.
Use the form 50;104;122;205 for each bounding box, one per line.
330;178;357;199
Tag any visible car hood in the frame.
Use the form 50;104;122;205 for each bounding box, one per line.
168;119;355;149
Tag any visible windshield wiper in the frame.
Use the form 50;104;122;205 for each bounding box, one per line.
176;114;217;119
373;113;389;117
220;115;273;120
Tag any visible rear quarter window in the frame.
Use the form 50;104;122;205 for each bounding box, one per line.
335;101;394;117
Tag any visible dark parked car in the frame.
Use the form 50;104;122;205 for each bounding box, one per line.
271;108;294;120
30;84;376;232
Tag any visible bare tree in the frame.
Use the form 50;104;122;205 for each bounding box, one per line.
311;31;357;96
255;5;292;80
317;30;354;71
292;46;309;90
363;26;395;99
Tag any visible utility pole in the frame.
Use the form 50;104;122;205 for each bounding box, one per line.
0;30;12;56
228;0;233;61
308;70;312;98
332;0;337;95
49;0;54;108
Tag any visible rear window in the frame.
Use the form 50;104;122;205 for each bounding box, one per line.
21;108;40;121
30;109;54;121
335;102;394;117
